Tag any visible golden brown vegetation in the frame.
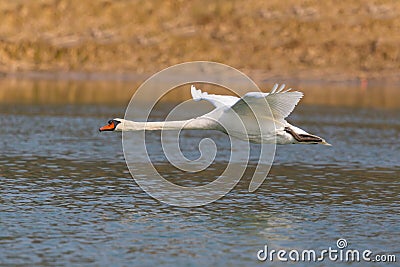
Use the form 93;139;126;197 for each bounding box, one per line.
0;0;399;81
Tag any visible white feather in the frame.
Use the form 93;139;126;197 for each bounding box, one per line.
231;84;303;120
190;85;239;108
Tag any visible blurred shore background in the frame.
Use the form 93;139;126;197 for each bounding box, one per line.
0;0;399;106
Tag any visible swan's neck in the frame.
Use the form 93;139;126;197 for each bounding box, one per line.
119;118;216;131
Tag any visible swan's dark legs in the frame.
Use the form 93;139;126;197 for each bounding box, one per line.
284;127;322;143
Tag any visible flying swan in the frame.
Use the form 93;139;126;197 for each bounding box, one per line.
99;84;330;145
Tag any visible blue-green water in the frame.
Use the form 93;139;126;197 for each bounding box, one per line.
0;100;399;266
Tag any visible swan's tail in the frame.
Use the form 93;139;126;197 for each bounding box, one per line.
321;140;332;146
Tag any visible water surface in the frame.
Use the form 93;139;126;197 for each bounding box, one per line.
0;85;399;266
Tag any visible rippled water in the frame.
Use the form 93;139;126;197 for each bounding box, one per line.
1;100;399;266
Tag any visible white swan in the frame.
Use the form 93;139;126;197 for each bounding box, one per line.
99;84;330;145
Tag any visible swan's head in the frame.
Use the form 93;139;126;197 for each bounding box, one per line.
99;118;123;132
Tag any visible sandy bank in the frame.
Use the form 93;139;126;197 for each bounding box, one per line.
0;0;399;83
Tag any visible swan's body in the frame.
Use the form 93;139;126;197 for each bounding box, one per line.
100;84;329;145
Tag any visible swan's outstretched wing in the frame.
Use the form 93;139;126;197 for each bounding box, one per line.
191;85;240;108
231;84;303;120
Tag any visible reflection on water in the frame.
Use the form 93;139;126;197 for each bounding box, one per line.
1;78;400;108
0;81;399;266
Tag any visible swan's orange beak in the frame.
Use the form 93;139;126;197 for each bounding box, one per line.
99;121;115;132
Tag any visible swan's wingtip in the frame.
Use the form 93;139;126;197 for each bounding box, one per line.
191;84;202;101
